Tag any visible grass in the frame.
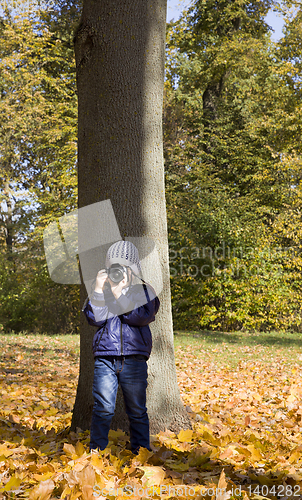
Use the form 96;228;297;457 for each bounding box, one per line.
0;333;80;356
0;333;80;384
1;329;302;370
174;329;302;368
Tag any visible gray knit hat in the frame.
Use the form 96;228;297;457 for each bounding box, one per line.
105;240;142;276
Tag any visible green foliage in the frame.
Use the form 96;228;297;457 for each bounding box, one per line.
1;0;302;334
0;252;80;333
0;0;80;333
165;0;302;331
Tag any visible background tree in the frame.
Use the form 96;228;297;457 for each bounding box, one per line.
0;0;80;333
164;0;302;332
1;0;302;336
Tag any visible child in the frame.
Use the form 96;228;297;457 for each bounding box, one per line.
83;240;160;453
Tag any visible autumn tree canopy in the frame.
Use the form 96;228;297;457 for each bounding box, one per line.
0;0;302;334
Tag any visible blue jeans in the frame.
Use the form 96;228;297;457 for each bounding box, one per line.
90;356;150;453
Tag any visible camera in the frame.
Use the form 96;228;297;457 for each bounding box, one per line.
106;264;128;283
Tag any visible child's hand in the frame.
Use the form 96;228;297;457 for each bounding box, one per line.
108;272;130;299
95;269;108;293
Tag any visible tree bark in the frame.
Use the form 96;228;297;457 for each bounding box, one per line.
71;0;190;434
3;181;14;260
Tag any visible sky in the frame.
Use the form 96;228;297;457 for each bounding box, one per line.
166;0;285;41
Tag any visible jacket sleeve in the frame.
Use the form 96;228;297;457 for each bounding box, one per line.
84;283;160;327
83;291;109;326
119;284;160;327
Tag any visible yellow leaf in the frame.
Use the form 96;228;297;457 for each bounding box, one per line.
219;447;235;460
253;393;261;402
77;465;96;487
45;408;58;416
189;450;212;466
257;475;276;486
73;458;89;472
33;472;54;482
212;404;221;412
63;443;77;458
0;445;14;458
138;466;166;487
70;492;82;500
284;420;295;428
61;485;72;498
81;485;95;500
1;476;21;493
165;461;189;472
75;441;86;457
246;444;262;462
216;469;232;500
108;429;126;441
178;429;193;442
65;470;80;489
133;447;154;464
289;450;301;464
275;411;285;421
174;441;191;452
29;479;55;500
91;454;104;473
287;394;296;403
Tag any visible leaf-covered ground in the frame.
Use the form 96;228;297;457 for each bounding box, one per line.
1;332;302;499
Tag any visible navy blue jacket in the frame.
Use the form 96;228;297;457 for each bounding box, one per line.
84;282;160;359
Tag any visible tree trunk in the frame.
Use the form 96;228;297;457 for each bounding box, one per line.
71;0;190;435
3;181;14;260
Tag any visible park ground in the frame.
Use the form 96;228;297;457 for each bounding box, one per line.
1;331;302;499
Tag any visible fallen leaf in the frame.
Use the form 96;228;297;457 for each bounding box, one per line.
178;429;194;442
29;479;55;500
139;466;166;487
